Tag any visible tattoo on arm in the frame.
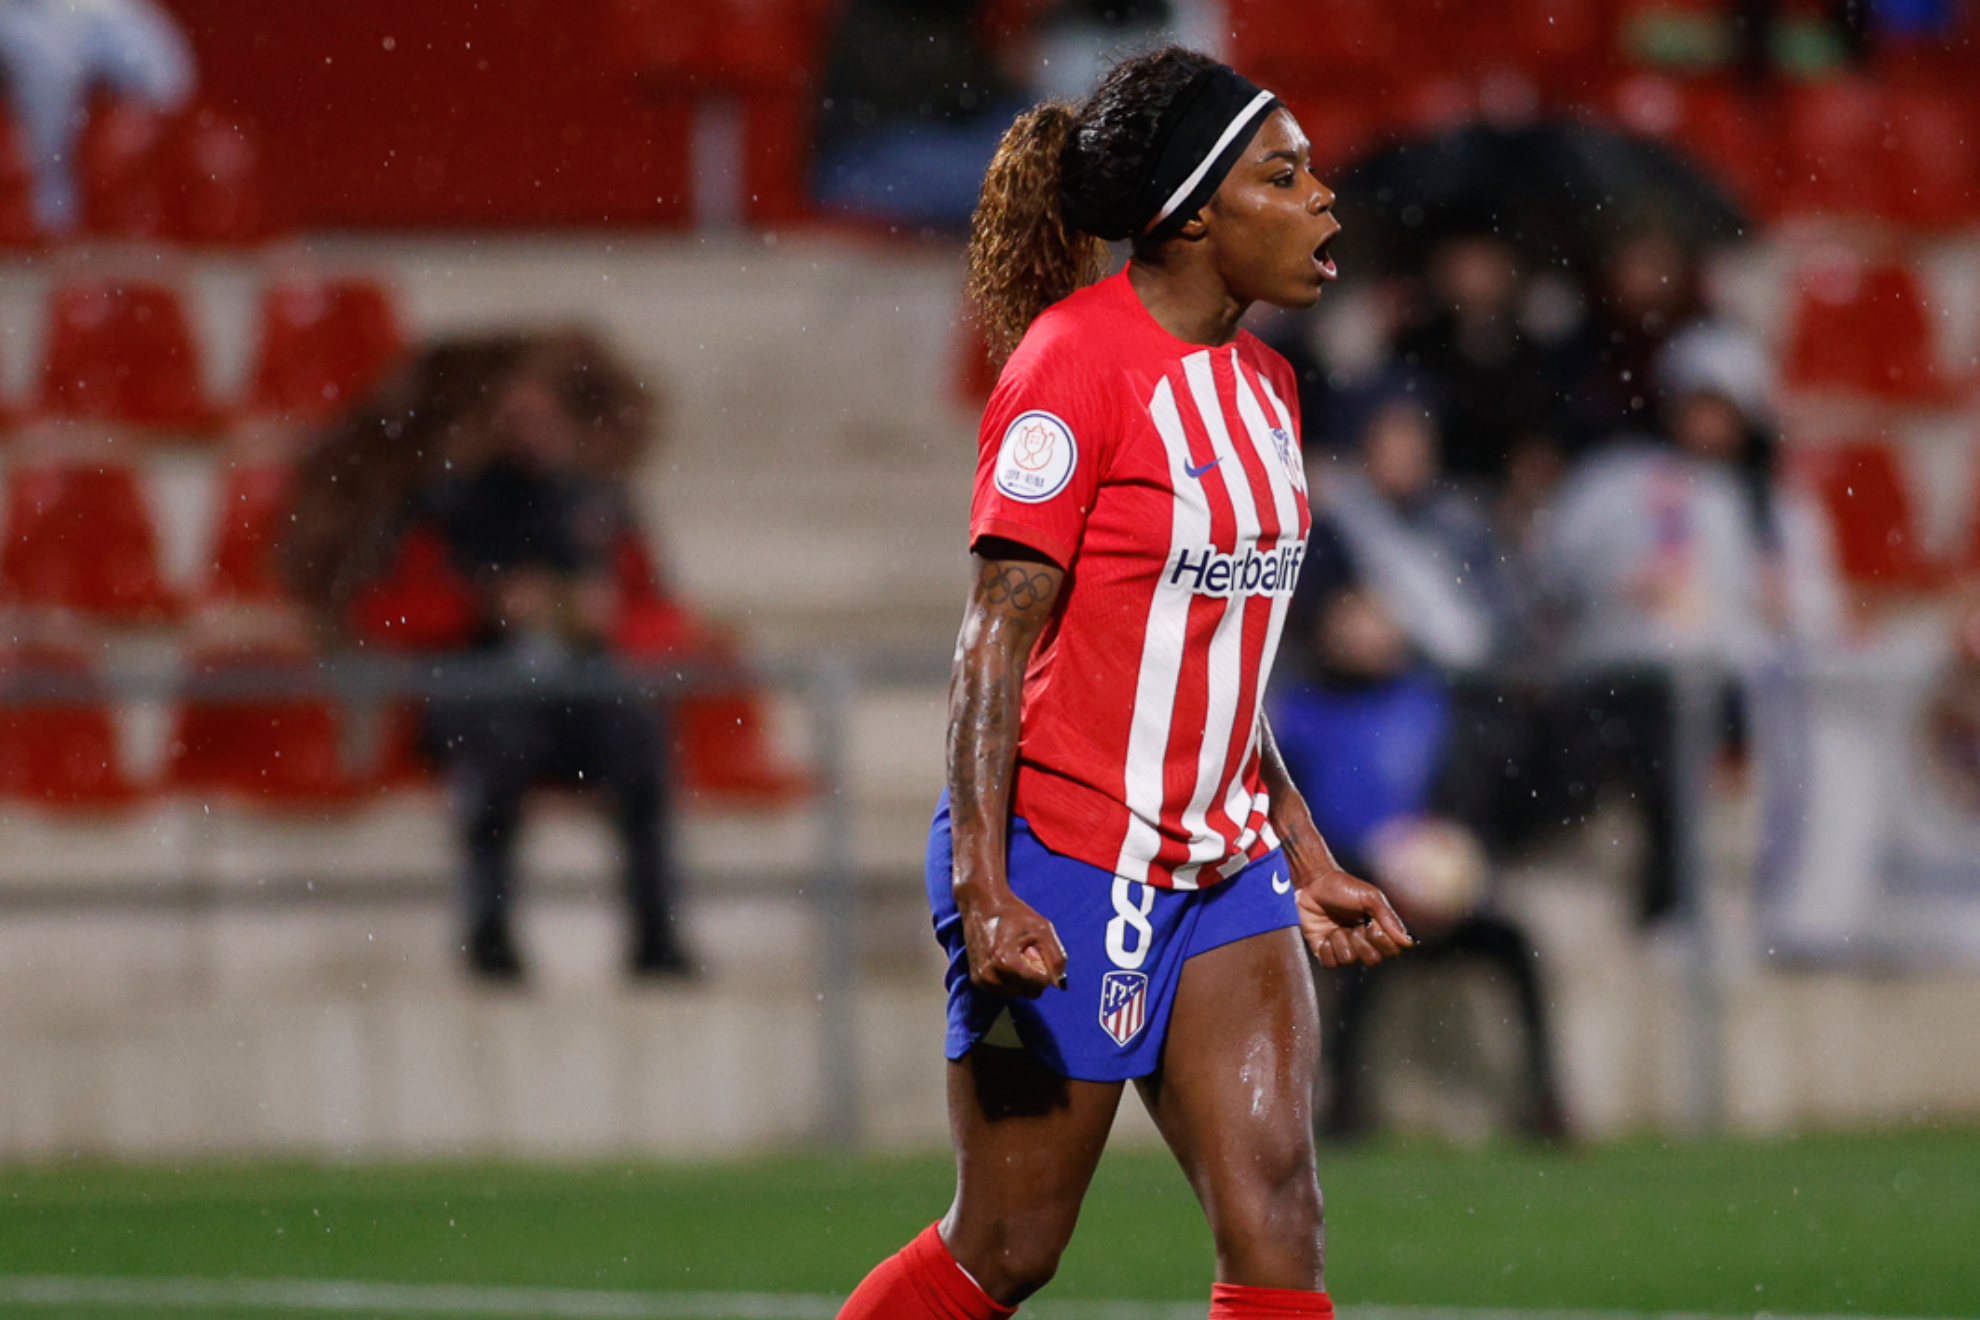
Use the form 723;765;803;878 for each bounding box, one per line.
977;560;1060;614
947;554;1067;893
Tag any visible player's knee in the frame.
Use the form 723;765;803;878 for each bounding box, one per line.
959;1213;1074;1303
995;1239;1066;1300
1209;1138;1324;1264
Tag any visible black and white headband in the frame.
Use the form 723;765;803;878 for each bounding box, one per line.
1132;66;1282;242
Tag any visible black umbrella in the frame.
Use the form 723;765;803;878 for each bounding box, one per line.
1330;118;1751;277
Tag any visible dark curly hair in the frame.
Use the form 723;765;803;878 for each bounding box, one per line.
278;330;657;620
967;47;1220;365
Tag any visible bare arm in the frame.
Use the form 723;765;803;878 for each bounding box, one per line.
1258;714;1413;968
948;544;1070;997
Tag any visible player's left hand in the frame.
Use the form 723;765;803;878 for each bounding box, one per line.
1294;864;1413;968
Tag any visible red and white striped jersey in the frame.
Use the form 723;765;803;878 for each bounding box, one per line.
970;269;1312;890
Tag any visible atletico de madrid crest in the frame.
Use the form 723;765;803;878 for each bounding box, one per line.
1098;970;1149;1047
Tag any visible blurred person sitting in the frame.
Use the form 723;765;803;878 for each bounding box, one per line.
0;0;194;234
1925;604;1980;815
1307;385;1561;857
1311;383;1526;672
1530;320;1840;922
1269;580;1568;1143
284;332;694;983
1392;232;1561;493
1555;229;1703;458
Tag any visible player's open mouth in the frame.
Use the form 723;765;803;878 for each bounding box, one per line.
1314;235;1339;281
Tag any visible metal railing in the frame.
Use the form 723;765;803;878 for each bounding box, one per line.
0;644;956;1147
0;647;1737;1142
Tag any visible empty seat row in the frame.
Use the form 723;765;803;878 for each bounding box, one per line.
0;660;803;809
1608;72;1980;228
0;459;809;808
1;460;289;620
0;97;274;247
10;276;402;435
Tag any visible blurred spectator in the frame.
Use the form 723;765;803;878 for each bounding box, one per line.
811;0;1028;229
0;0;194;234
1925;605;1980;814
284;331;693;983
1535;320;1835;676
1556;229;1703;455
1301;382;1558;860
1393;233;1561;491
1269;583;1567;1143
1308;386;1526;671
1531;320;1840;921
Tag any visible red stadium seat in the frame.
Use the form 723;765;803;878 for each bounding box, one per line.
611;534;807;803
348;527;478;651
39;282;217;433
176;104;276;244
1779;78;1889;221
0;108;41;247
84;96;277;243
0;645;138;807
611;532;705;660
244;279;405;422
338;528;471;790
675;686;808;805
1;465;178;620
1228;0;1403;93
1496;0;1614;99
80;96;175;239
204;463;294;603
606;0;830;226
1800;441;1940;588
1881;85;1979;229
167;648;357;803
178;458;358;803
1783;255;1947;402
1606;75;1784;219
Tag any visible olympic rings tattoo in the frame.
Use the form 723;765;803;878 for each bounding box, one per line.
978;561;1059;613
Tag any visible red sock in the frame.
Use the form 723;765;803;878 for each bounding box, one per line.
1209;1283;1336;1318
838;1222;1016;1320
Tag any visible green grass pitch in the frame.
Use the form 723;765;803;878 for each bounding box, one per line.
0;1127;1974;1317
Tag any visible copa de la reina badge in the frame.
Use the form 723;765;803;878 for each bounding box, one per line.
993;411;1077;504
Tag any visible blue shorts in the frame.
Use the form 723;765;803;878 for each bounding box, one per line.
927;794;1299;1081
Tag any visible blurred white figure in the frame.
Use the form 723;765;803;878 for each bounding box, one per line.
0;0;196;234
1535;320;1840;674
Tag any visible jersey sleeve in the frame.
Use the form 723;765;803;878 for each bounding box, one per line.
969;338;1116;570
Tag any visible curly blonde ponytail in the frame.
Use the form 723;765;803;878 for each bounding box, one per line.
966;103;1110;369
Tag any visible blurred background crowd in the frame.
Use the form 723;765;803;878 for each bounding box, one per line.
0;0;1978;1157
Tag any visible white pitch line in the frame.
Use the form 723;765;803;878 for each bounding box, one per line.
0;1277;1952;1320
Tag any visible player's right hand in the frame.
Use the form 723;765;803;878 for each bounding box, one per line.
957;888;1068;999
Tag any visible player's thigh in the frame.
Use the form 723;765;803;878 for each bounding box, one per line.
944;1045;1123;1289
1138;927;1322;1241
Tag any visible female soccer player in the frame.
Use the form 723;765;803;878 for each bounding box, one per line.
838;48;1413;1320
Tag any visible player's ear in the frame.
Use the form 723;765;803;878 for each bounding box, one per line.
1173;212;1210;243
